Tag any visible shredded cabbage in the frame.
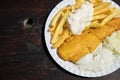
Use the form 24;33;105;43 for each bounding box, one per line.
103;30;120;54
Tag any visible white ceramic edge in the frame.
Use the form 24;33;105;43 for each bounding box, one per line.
44;0;120;77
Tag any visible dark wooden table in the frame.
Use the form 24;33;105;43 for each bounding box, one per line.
0;0;120;80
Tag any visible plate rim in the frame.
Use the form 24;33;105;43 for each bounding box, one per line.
44;0;120;77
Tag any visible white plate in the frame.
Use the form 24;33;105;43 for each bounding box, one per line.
44;0;120;77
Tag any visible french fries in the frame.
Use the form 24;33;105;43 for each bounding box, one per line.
49;0;85;48
93;1;103;7
53;29;70;48
92;14;107;20
51;10;70;44
101;10;120;25
91;0;120;28
109;7;116;13
89;22;101;28
49;11;63;32
73;0;85;9
94;7;109;15
49;0;120;49
89;0;96;4
94;2;111;11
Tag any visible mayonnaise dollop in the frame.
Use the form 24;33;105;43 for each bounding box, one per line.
67;1;93;35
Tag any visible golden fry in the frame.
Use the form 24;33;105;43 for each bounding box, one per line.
93;1;103;7
51;10;70;44
91;0;103;7
50;11;63;31
66;6;72;11
77;0;85;4
86;21;101;29
109;7;116;13
91;20;99;23
51;35;59;44
89;22;101;28
53;29;69;48
49;0;120;50
94;7;109;15
73;4;80;9
51;31;54;36
89;0;96;4
94;2;111;11
92;14;107;20
101;10;120;25
61;6;72;13
73;0;85;9
97;0;103;1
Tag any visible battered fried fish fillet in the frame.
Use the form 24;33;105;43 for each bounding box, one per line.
58;18;120;63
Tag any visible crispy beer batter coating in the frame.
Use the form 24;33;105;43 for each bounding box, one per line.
58;18;120;63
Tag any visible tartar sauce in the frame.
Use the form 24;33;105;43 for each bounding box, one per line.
67;1;93;35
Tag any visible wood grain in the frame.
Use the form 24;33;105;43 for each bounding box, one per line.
0;0;120;80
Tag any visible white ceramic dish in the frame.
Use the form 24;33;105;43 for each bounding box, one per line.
44;0;120;77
